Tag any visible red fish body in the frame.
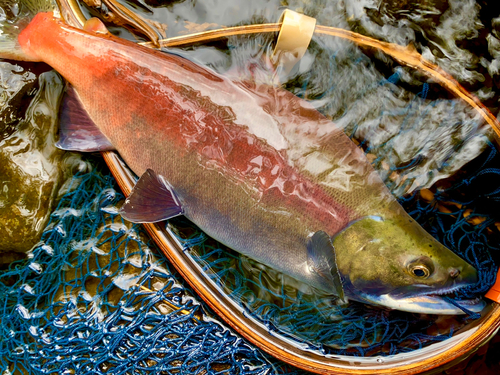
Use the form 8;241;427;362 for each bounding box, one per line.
7;12;484;314
19;13;355;285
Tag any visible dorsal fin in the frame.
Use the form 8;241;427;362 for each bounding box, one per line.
120;169;184;223
56;85;115;152
405;41;419;56
83;18;110;35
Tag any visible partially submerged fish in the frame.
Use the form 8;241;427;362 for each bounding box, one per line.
0;0;485;314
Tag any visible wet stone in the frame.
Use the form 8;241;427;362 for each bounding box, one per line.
0;63;73;257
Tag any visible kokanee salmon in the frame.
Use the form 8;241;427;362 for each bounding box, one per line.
0;4;485;314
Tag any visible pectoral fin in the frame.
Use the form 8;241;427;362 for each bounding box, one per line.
307;230;345;301
56;85;115;152
120;169;184;223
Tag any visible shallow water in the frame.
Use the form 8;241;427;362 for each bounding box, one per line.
116;0;500;354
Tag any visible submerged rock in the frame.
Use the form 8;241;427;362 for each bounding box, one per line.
0;62;78;259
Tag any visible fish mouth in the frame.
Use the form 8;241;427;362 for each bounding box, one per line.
360;285;486;315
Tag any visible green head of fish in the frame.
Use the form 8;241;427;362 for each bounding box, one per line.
332;215;484;314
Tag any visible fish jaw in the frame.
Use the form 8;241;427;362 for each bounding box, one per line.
344;259;486;314
358;292;486;315
364;262;486;314
341;260;486;314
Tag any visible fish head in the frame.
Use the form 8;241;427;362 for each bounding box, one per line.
332;215;485;314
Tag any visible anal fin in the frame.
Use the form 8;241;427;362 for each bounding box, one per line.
56;85;115;152
120;169;184;223
307;230;345;301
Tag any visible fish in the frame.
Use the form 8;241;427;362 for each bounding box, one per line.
0;0;485;314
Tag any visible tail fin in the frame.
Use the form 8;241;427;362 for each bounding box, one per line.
0;0;56;60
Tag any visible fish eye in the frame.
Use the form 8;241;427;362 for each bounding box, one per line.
407;257;434;279
410;265;430;278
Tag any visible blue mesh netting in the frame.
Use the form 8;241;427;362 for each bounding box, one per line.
0;158;304;374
